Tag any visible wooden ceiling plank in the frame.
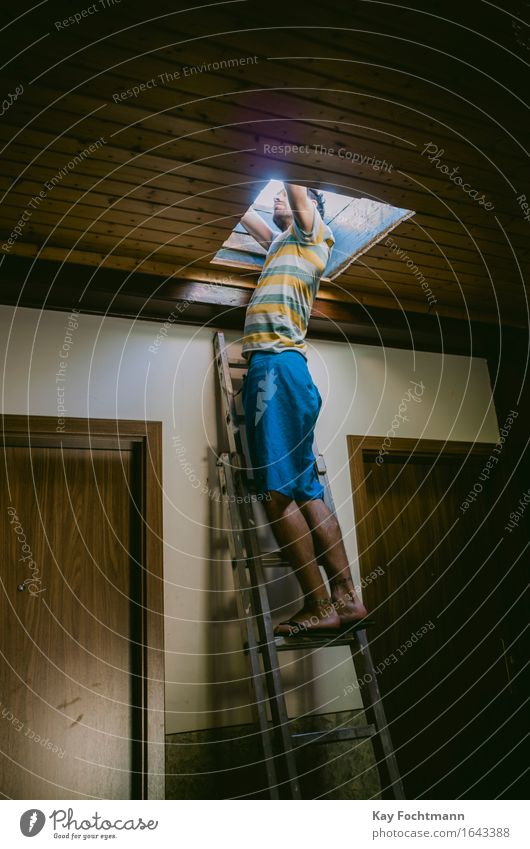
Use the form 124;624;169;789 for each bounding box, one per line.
1;112;526;247
2;127;526;260
3;77;525;222
2;196;522;286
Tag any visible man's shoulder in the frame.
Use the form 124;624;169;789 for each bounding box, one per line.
323;222;335;245
264;215;334;256
291;208;335;247
263;228;290;257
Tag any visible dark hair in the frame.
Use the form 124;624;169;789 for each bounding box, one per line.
307;187;325;218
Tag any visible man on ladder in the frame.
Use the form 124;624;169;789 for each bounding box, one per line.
240;182;370;637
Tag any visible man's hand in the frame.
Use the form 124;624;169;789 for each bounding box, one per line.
284;183;316;234
240;207;273;250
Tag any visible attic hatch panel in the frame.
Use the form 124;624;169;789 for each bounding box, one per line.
327;197;415;280
211;182;414;279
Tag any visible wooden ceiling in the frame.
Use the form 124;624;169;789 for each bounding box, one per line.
1;0;529;346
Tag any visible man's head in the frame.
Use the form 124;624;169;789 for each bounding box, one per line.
307;188;325;218
272;187;325;231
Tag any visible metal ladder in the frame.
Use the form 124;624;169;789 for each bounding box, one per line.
213;330;405;800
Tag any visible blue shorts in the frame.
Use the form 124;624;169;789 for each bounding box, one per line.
241;350;324;502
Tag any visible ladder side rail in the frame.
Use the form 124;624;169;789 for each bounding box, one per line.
315;439;405;798
215;333;300;796
247;554;301;798
307;439;404;791
350;631;406;799
217;458;280;798
223;458;302;799
214;331;243;459
313;438;339;517
292;726;376;745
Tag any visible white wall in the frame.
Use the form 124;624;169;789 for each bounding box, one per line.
0;306;499;733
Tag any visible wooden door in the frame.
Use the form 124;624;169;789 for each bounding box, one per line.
0;418;164;799
348;437;524;799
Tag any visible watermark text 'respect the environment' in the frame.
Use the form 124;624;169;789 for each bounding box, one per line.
385;237;437;308
55;0;122;30
113;56;259;102
2;138;106;253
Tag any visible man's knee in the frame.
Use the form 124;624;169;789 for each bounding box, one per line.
320;510;341;536
300;499;339;534
299;496;330;519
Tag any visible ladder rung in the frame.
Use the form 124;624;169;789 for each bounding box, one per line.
267;623;376;652
245;635;369;655
228;358;248;369
259;552;289;568
291;725;376;745
256;551;337;571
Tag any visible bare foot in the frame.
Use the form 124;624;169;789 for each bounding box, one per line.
329;576;369;627
274;598;341;637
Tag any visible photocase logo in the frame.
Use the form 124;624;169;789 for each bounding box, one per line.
20;809;46;836
255;368;278;425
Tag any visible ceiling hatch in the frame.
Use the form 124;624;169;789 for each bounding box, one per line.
211;180;415;280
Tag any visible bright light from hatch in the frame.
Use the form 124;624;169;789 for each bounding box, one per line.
212;180;415;280
252;180;359;221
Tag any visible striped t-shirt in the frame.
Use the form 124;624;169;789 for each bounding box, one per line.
241;208;335;360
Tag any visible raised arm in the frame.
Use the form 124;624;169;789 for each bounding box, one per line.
284;183;316;234
240;207;274;251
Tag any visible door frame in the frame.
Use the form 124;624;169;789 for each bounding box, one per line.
347;435;496;584
1;414;165;800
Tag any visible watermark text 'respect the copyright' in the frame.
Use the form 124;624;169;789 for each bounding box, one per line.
263;142;393;172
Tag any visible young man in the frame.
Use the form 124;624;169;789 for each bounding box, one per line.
240;183;369;636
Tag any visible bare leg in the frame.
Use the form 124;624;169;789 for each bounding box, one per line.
264;490;341;635
297;497;369;625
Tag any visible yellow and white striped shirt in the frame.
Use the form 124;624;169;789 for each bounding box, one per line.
241;209;334;360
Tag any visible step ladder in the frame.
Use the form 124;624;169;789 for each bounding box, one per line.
213;330;405;800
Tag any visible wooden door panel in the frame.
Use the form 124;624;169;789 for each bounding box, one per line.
1;445;139;799
349;439;519;798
